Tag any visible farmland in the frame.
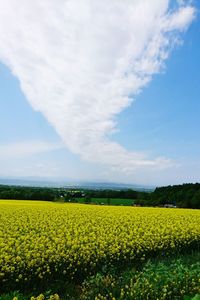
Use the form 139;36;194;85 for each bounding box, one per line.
76;197;135;206
0;200;200;299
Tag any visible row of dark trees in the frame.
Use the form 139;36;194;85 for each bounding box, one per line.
0;185;57;201
0;183;199;209
84;189;139;199
134;183;200;209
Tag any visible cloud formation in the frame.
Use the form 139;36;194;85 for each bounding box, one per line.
0;0;195;172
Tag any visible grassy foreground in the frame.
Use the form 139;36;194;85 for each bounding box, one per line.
0;200;200;299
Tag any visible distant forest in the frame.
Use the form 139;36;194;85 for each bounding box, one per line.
0;183;199;209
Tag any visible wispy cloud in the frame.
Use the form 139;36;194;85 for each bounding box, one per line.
0;0;195;172
0;141;63;159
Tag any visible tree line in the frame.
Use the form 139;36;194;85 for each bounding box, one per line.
0;183;199;208
0;185;57;201
145;183;200;209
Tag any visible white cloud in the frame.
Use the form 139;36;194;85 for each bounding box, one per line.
166;6;196;30
0;141;63;159
0;0;195;173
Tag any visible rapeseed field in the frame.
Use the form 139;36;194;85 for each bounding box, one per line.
0;200;200;299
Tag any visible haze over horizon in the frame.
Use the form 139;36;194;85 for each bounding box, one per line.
0;0;200;186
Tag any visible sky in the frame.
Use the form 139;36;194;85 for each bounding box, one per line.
0;0;199;186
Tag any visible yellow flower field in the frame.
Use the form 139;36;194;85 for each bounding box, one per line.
0;200;200;288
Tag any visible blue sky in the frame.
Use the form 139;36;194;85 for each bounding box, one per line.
0;0;199;186
115;13;200;159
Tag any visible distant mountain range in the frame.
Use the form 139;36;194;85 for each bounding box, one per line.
0;177;155;191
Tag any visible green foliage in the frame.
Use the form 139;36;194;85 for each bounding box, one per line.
0;291;28;300
81;253;200;300
0;185;57;201
150;183;200;209
83;195;91;204
184;295;200;300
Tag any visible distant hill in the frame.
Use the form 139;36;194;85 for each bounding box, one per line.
0;177;155;192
